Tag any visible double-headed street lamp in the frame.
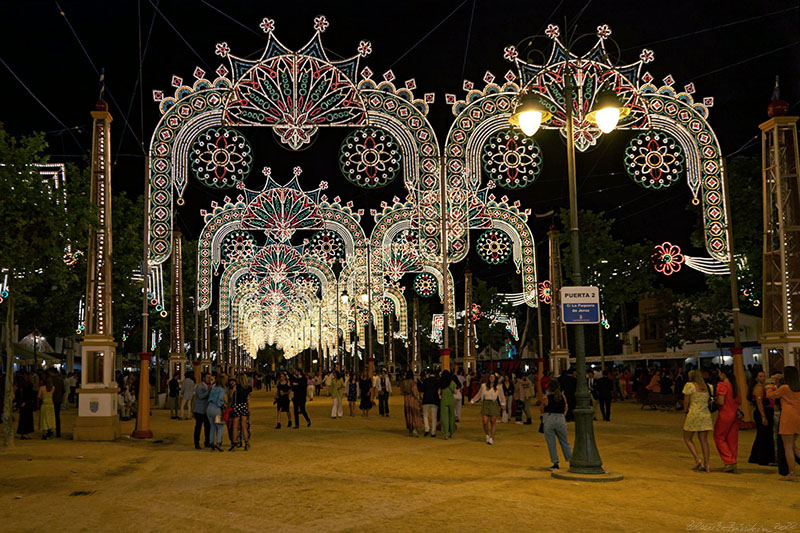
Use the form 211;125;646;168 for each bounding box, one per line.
509;27;628;479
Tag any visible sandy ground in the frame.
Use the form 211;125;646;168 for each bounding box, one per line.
1;390;798;533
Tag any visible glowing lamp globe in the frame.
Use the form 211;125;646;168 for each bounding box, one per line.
509;93;552;136
587;90;630;133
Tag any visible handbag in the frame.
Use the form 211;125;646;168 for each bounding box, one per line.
214;412;223;424
223;407;234;423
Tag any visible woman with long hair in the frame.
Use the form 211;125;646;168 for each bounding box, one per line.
274;372;291;429
401;370;422;437
766;365;800;481
682;369;713;472
439;370;457;439
37;376;56;440
229;374;252;451
748;368;775;466
541;379;571;471
206;375;227;451
359;370;373;417
470;372;505;445
347;372;358;417
713;367;741;473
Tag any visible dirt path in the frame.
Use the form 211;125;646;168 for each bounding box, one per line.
1;391;798;532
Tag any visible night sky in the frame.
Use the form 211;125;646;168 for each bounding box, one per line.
1;0;799;299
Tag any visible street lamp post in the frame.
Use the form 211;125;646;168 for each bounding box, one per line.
510;27;628;479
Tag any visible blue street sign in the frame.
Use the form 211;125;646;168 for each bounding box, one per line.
560;286;601;324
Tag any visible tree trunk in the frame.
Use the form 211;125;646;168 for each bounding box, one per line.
3;296;15;447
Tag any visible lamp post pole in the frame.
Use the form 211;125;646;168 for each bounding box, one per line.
562;54;605;475
336;277;340;371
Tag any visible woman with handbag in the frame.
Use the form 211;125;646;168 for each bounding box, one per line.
206;375;226;451
713;368;741;473
681;369;713;473
540;379;571;471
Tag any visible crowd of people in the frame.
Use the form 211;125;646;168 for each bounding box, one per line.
3;361;799;481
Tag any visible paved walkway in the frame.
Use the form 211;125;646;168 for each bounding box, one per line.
1;390;797;532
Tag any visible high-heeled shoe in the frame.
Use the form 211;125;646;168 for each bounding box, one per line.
703;464;710;473
228;443;237;451
275;423;281;429
244;442;249;451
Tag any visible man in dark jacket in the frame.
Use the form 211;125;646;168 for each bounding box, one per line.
290;370;311;428
594;370;614;421
168;374;180;419
560;369;577;422
49;369;65;437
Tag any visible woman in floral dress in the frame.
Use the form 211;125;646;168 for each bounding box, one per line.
682;369;713;473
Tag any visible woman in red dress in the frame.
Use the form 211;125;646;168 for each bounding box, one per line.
713;368;741;473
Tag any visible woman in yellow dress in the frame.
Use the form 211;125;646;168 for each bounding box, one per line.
38;376;56;440
682;369;714;472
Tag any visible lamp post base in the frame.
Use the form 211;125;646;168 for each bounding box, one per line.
551;470;624;482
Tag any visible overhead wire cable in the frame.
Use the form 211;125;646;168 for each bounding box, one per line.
0;55;86;154
147;0;210;69
691;41;800;81
388;0;471;69
458;0;477;83
55;1;144;151
623;6;799;51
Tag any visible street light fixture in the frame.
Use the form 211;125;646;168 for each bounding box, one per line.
509;93;553;136
341;289;349;305
586;90;630;133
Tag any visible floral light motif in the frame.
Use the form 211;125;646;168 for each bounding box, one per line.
308;229;344;263
222;231;256;264
482;128;542;189
358;40;372;57
191;127;252;188
313;15;329;33
413;272;437;298
652;242;684;275
250;243;306;283
382;297;395;316
470;303;482;322
339;127;401;188
259;18;275;33
215;42;230;57
538;280;552;304
477;229;512;264
544;24;560;39
503;45;518;61
625;131;684;189
63;245;84;267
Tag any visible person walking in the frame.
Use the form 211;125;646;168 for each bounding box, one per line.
748;369;775;466
358;370;373;417
37;376;56;440
179;371;195;420
681;369;713;472
766;365;800;481
206;375;226;451
167;373;180;419
713;368;741;473
330;371;345;418
193;373;211;449
274;373;291;429
595;370;614;422
16;374;35;440
541;379;571;470
501;374;514;423
470;372;505;445
514;371;533;425
375;368;392;416
347;372;358;417
49;369;65;438
229;374;252;450
454;370;465;423
421;370;440;437
439;370;456;439
291;370;311;428
401;370;422;437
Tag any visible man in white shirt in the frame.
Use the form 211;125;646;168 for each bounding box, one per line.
180;372;195;420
